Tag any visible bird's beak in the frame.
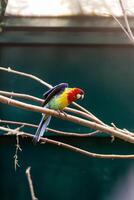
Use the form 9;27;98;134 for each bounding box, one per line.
81;94;84;99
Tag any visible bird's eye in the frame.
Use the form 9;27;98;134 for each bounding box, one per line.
76;94;82;99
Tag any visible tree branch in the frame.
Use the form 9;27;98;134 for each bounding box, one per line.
1;90;130;136
104;0;134;43
1;126;134;159
0;66;51;88
0;94;134;144
26;167;38;200
0;90;43;104
14;133;22;171
0;119;100;137
119;0;134;42
0;89;105;125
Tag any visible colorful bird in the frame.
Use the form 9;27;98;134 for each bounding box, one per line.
34;83;84;142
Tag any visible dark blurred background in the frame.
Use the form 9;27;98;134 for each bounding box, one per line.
0;16;134;200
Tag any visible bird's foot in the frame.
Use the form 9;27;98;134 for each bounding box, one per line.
57;110;67;117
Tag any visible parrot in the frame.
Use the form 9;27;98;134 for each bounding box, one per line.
33;83;84;143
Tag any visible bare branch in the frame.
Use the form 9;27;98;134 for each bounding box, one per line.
0;119;38;128
104;0;132;41
0;90;43;104
0;119;100;137
73;102;105;125
14;134;22;171
1;126;134;159
26;167;38;200
0;90;105;125
104;0;134;43
46;128;100;137
0;66;51;88
110;14;132;41
119;0;134;42
0;95;134;144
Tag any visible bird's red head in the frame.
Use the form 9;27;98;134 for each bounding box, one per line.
67;88;84;104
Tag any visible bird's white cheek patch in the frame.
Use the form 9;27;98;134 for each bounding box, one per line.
76;94;82;99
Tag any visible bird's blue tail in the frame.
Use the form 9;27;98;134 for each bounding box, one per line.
33;115;51;143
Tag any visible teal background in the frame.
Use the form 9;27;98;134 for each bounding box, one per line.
0;18;134;200
1;46;134;131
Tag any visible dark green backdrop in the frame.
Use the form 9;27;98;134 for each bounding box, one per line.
0;17;134;200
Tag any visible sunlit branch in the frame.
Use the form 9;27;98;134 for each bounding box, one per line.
26;167;38;200
0;90;43;104
0;89;104;125
0;66;52;88
119;0;134;42
0;94;134;144
105;0;134;43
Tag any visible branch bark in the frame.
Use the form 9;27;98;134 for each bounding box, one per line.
26;167;38;200
0;119;100;137
0;90;43;104
0;94;134;144
1;126;134;159
105;0;134;44
119;0;134;42
0;90;105;125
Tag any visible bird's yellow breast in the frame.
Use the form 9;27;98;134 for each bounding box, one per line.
48;88;73;110
55;91;69;110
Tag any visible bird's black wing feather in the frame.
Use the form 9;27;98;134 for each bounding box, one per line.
42;83;68;106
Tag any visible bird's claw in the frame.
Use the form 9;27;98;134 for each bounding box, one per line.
57;110;67;117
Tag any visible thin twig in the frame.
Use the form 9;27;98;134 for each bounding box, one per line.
47;128;100;137
0;66;51;88
105;0;134;43
1;126;134;159
104;0;133;42
14;134;22;171
26;167;38;200
73;102;105;125
0;90;43;104
12;125;23;170
119;0;134;42
110;14;132;41
0;119;100;137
